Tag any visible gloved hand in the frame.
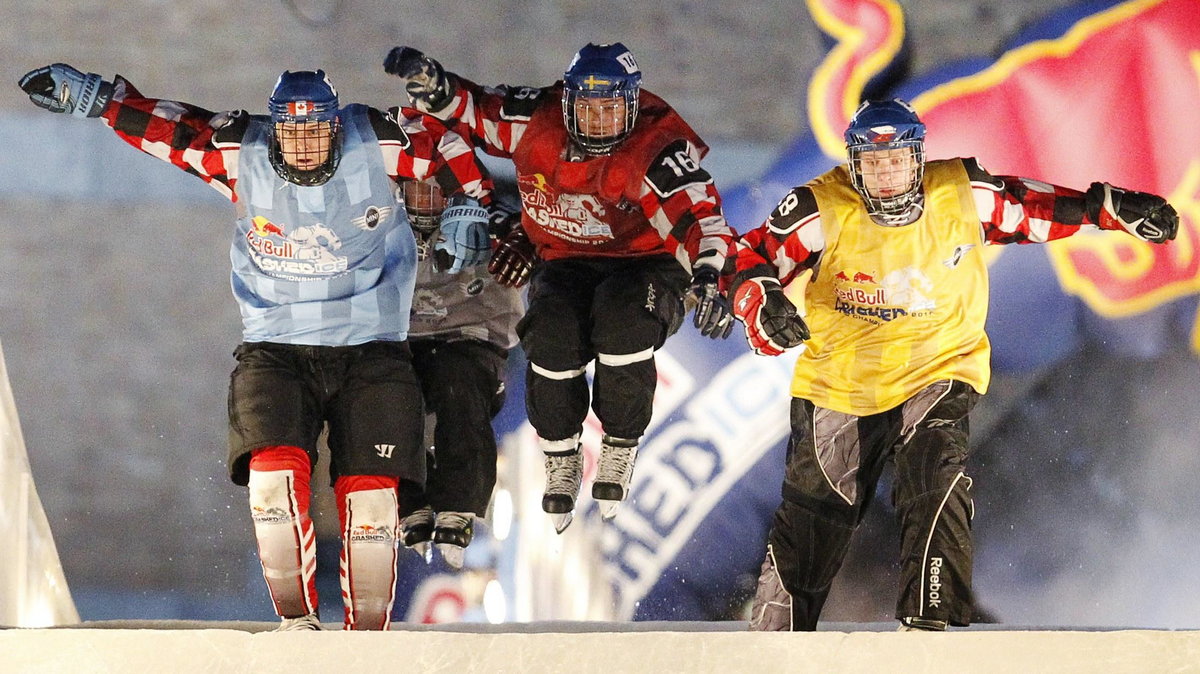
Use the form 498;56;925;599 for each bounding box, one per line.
689;266;734;339
383;47;454;112
434;195;490;273
732;276;809;356
488;223;537;288
18;63;113;118
1085;182;1179;243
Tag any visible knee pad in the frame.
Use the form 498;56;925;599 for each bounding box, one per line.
334;475;400;630
247;445;317;618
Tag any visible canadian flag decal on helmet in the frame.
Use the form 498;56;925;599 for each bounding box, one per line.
288;101;313;116
869;125;897;141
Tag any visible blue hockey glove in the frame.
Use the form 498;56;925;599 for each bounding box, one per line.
383;47;454;112
1085;182;1179;244
434;195;490;273
690;266;734;339
18;64;112;118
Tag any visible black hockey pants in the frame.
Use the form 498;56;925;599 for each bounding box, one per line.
404;339;508;516
765;380;978;628
517;255;688;442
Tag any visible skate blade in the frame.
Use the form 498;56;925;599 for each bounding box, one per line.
436;543;466;569
550;511;574;534
597;499;621;520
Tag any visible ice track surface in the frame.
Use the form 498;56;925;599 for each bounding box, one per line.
2;621;1198;673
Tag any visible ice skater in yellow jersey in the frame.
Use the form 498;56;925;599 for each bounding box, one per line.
730;98;1179;632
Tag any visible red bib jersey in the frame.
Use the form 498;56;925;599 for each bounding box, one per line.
426;79;732;273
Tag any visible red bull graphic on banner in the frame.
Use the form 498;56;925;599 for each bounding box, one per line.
475;0;1200;626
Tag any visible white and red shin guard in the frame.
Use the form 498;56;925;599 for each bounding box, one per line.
335;475;400;630
247;445;318;620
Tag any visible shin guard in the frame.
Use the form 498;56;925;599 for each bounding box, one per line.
247;445;317;619
335;475;400;630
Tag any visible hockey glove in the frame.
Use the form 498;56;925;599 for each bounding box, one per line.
732;277;809;356
383;47;455;112
488;223;537;288
434;195;490;273
1085;182;1179;243
690;266;734;339
18;64;113;118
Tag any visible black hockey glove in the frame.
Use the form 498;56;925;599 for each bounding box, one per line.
732;277;809;356
1085;182;1179;244
690;267;734;339
383;47;455;112
18;64;113;118
488;222;537;288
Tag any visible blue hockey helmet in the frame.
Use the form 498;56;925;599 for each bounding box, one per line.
267;70;342;186
561;42;642;155
844;99;926;224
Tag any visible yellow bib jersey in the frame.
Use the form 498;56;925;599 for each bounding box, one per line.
793;159;990;415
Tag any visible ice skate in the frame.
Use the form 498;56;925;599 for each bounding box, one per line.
592;436;639;519
433;511;474;569
542;449;583;533
897;617;947;632
400;506;435;562
275;612;322;631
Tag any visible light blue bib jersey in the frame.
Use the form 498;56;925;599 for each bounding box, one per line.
230;104;417;345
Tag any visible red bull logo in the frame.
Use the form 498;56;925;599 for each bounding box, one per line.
246;216;294;259
251;215;286;237
852;271;876;284
350;523;394;544
518;173;552;194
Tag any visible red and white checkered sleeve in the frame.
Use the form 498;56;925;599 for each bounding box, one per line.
100;76;237;202
638;138;733;272
731;186;824;288
386;110;492;204
420;76;543;159
966;159;1091;245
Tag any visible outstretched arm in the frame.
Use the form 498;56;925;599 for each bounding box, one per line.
18;63;241;201
967;158;1178;244
384;46;543;159
377;107;492;206
376;107;494;273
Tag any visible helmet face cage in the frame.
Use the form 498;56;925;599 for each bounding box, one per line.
267;70;342;186
400;179;446;234
561;43;642;155
844;99;927;224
